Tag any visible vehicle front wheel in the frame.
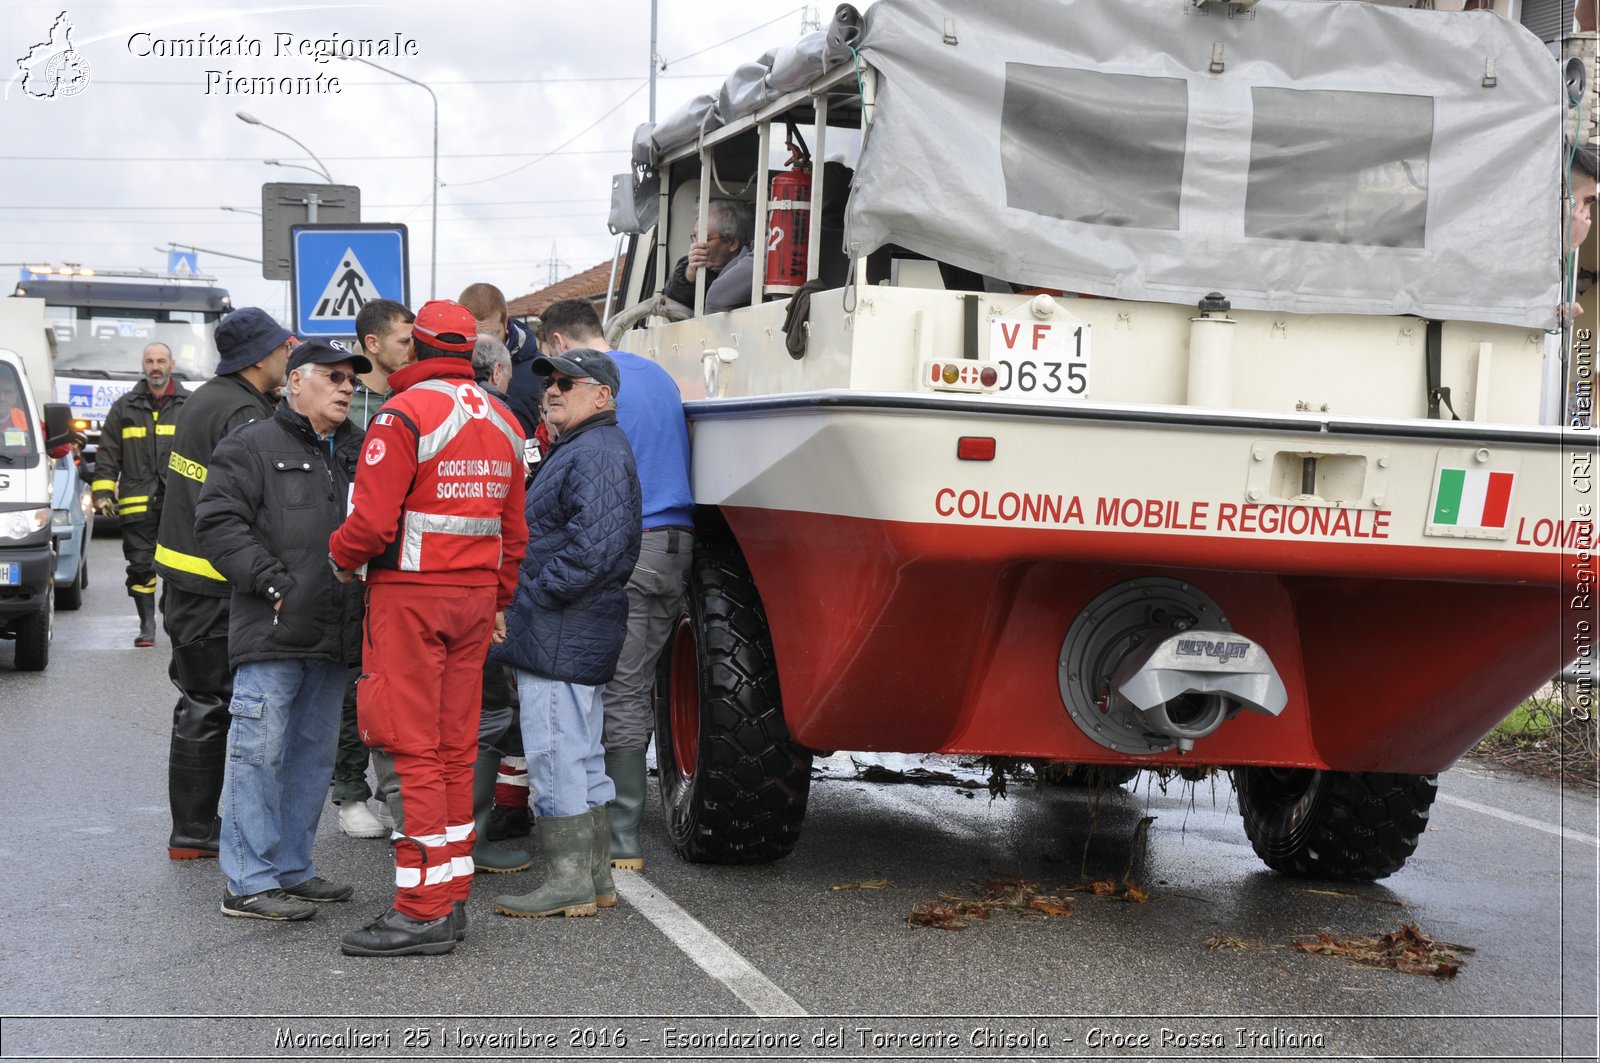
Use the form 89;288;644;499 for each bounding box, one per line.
653;537;811;864
56;555;85;611
13;594;53;672
1234;767;1436;880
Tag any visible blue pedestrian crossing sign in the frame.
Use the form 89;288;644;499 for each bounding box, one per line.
290;224;409;338
167;250;198;276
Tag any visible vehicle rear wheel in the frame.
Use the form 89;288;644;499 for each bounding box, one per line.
653;537;811;864
13;593;53;672
1234;767;1436;880
56;556;85;611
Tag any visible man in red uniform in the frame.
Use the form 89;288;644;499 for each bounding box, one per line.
328;300;528;957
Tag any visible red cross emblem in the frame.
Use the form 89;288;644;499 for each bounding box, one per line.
456;383;489;419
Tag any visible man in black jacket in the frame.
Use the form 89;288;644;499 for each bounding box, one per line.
155;307;291;860
194;338;369;921
91;341;187;646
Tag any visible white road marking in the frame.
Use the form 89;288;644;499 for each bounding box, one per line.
612;874;807;1017
1437;793;1600;847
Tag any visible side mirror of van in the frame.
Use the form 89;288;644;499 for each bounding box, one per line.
42;402;74;452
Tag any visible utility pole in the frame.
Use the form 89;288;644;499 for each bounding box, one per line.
801;4;822;33
533;241;571;287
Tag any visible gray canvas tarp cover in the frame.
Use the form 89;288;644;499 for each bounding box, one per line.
846;0;1563;329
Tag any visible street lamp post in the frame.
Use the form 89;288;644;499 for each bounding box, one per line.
264;159;331;181
236;111;335;183
340;57;438;299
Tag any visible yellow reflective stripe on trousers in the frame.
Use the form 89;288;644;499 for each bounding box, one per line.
153;543;224;581
90;479;116;493
121;426;148;439
118;506;149;516
168;451;206;484
118;495;150;505
155;424;176;435
131;579;157;595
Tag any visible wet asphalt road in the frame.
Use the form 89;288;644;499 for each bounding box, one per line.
0;534;1596;1062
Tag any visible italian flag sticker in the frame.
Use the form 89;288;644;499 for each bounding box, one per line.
1432;468;1514;528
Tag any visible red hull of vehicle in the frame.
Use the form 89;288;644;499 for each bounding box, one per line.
724;506;1579;775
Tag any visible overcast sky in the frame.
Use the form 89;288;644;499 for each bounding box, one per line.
0;0;870;322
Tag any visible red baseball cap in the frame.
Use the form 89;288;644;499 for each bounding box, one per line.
413;299;477;353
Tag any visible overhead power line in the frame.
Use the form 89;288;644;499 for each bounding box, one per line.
1;150;626;163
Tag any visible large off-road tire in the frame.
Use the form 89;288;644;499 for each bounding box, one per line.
13;595;53;672
1234;767;1437;880
653;538;811;864
56;555;85;611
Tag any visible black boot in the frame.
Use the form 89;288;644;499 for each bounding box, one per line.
166;637;232;860
134;595;157;647
340;907;457;957
472;742;530;873
167;736;224;859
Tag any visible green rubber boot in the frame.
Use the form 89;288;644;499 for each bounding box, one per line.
590;807;617;909
604;749;648;870
492;814;597;918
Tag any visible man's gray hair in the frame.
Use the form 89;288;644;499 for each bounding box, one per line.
472;334;511;381
708;198;755;248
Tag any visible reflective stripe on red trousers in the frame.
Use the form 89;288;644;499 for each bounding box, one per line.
358;581;495;920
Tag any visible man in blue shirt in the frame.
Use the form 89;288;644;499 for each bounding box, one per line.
537;299;693;871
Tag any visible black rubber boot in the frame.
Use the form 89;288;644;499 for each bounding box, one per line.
167;736;224;859
133;595;156;647
472;742;530;874
340;907;457;957
166;637;232;860
604;748;648;870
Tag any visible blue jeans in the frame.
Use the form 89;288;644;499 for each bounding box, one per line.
516;672;614;819
220;660;345;896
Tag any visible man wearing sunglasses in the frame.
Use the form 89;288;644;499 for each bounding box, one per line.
490;348;641;920
192;338;370;921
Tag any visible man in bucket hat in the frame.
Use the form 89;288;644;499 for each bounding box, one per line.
330;300;528;956
154;307;293;860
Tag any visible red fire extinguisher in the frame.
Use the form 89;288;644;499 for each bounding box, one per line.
765;125;812;290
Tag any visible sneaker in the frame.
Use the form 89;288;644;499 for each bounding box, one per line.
340;907;457;957
221;888;316;921
338;800;387;839
281;876;354;903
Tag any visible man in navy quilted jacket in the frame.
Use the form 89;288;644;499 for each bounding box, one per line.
490;348;641;921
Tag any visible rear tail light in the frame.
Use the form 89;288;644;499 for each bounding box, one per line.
957;436;996;461
920;359;1001;394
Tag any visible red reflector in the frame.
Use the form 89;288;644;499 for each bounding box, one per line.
957;436;996;461
979;366;998;387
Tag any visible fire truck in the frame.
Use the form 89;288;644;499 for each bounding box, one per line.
605;0;1596;879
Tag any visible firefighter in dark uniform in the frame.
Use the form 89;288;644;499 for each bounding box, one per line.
91;341;187;647
154;308;291;860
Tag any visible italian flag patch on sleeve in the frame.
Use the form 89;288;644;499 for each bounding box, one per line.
1431;468;1514;528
